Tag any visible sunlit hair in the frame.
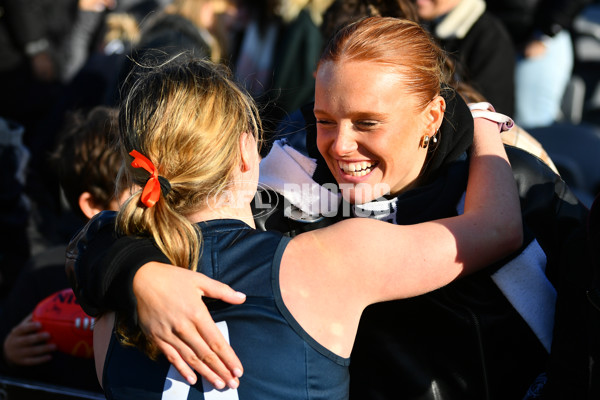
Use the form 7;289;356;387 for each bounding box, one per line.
318;17;450;110
115;55;261;355
162;0;226;61
117;54;261;272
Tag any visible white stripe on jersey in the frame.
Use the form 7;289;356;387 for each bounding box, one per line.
161;321;239;400
202;322;239;400
162;364;191;399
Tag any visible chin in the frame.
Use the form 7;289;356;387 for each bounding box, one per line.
339;183;386;205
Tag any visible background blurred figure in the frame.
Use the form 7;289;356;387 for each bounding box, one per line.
587;193;600;398
414;0;515;116
0;0;115;147
231;0;331;153
0;106;124;393
129;0;232;64
112;0;236;108
486;0;592;129
0;118;30;305
320;0;418;40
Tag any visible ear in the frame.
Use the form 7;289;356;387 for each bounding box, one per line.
425;95;446;136
78;192;104;220
239;132;257;173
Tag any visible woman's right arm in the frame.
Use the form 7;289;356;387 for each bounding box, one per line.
280;118;523;351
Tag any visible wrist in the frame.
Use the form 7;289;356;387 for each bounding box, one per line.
468;102;514;133
24;38;50;57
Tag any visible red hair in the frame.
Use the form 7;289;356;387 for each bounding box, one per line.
318;17;450;110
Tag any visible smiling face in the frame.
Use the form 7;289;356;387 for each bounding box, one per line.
315;60;443;204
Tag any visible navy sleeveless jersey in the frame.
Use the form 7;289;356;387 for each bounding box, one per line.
102;219;350;400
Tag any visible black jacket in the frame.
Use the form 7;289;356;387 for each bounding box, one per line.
486;0;592;48
432;11;516;116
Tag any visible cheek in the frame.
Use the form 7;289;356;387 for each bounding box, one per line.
316;130;331;160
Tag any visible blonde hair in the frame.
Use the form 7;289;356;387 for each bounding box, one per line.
104;13;141;45
318;17;450;110
116;55;261;355
118;55;260;269
277;0;335;25
164;0;229;61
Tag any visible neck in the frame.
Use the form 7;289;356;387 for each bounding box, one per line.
187;204;256;229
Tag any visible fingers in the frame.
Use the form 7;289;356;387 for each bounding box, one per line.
148;317;242;389
4;326;56;367
194;318;243;383
133;263;246;387
160;341;238;390
159;343;198;386
199;275;246;305
13;342;56;366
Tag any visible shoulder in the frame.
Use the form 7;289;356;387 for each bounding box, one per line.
465;13;515;53
506;145;563;188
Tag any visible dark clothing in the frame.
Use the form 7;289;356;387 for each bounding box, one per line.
117;12;213;96
427;3;516;115
0;120;30;300
0;0;76;123
268;10;323;125
0;0;77;72
86;219;350;400
587;195;600;399
231;9;323;154
486;0;592;48
437;12;515;115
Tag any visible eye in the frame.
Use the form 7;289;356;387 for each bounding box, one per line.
316;119;335;126
355;120;379;130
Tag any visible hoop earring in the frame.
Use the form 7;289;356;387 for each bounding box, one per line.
420;135;430;149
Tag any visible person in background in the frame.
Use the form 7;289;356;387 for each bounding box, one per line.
0;118;30;304
414;0;515;116
115;0;236;92
230;0;330;154
486;0;592;129
0;106;125;392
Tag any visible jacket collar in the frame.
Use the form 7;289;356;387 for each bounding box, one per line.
435;0;486;40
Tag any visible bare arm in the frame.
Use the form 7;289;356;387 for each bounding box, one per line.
280;117;523;356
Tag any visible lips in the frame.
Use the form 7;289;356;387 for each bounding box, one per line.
337;160;378;177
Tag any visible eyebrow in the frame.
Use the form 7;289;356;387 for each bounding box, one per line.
313;109;389;120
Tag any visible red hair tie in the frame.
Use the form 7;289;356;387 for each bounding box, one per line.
129;150;162;208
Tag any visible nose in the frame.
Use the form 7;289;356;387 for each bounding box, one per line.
330;125;358;156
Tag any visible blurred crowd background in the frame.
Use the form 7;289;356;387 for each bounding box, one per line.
0;0;599;396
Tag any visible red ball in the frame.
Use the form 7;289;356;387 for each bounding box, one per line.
32;288;95;358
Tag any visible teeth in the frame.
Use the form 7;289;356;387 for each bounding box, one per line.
338;161;376;176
